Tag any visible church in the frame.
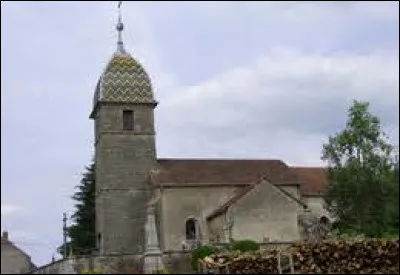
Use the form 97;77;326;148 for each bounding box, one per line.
90;7;330;257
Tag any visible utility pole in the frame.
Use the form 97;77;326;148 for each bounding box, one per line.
63;212;67;259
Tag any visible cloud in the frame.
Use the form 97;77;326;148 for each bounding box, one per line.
156;47;399;164
140;1;398;85
1;204;25;217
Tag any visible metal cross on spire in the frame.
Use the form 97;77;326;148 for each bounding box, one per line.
116;1;125;52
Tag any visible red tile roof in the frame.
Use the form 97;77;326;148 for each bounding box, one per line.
291;167;328;196
153;159;329;196
155;159;301;186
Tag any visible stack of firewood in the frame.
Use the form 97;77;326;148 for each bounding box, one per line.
201;250;281;274
199;239;399;274
290;238;399;274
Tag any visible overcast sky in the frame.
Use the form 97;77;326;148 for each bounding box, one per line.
1;1;399;266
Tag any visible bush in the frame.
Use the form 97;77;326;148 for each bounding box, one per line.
80;270;103;274
191;245;215;270
231;239;260;252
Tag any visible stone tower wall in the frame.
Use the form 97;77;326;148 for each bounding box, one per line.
95;102;157;255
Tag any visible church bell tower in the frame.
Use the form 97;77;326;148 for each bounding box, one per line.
90;2;157;255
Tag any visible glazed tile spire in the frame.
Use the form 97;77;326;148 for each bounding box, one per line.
90;0;157;119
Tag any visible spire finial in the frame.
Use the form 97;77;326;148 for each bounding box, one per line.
116;1;125;52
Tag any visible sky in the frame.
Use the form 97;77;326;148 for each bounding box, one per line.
1;1;399;267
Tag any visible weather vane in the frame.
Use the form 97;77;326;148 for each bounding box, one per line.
116;1;124;51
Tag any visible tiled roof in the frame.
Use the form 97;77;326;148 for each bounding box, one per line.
155;159;301;186
291;167;328;196
91;49;156;118
152;159;329;196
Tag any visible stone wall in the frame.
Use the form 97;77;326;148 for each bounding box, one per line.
32;255;141;274
229;180;301;242
162;251;193;274
31;252;193;274
303;196;331;220
95;102;157;255
161;185;240;250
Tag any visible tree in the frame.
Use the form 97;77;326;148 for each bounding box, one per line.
58;161;96;256
321;100;398;237
385;151;399;236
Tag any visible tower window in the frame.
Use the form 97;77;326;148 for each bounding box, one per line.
97;233;102;248
123;110;134;131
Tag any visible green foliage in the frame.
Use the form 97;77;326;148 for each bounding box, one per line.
57;242;72;258
191;245;215;270
80;270;103;274
58;161;96;256
231;239;260;252
321;100;399;238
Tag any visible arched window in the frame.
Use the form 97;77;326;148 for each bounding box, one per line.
320;216;329;225
97;233;103;254
185;218;197;240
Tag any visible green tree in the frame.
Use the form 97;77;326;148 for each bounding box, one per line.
385;152;399;236
58;162;96;256
321;100;398;237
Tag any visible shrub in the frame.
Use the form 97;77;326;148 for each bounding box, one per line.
80;270;103;274
231;239;260;252
191;245;215;270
